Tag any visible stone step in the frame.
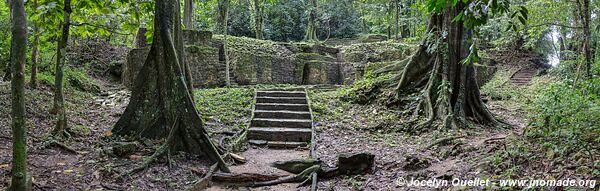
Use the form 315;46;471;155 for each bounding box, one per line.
251;118;312;128
256;96;307;104
256;91;306;97
248;140;309;149
255;103;309;111
248;127;312;142
254;110;311;119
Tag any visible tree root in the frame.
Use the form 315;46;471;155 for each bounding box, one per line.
424;135;466;149
116;145;167;181
188;163;219;191
39;138;81;155
252;165;320;187
212;172;284;182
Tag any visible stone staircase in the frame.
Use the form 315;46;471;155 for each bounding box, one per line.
511;67;537;86
248;88;313;148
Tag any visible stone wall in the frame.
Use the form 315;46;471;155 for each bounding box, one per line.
122;30;412;88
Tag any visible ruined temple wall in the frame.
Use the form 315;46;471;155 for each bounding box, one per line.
122;31;413;88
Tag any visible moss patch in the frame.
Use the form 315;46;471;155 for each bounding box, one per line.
194;87;254;131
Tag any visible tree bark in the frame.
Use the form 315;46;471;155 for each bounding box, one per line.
134;27;147;48
253;0;264;39
30;0;39;89
578;0;592;78
217;0;231;86
304;0;317;41
385;3;499;129
9;0;31;190
51;0;71;137
183;0;194;29
112;0;229;172
394;0;399;40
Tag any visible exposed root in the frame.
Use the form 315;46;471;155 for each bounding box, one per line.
212;172;285;182
252;165;320;187
116;145;168;181
48;141;81;154
188;163;219;191
39;136;81;155
116;117;178;180
424;135;466;149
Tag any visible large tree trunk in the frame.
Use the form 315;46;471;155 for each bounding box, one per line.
253;0;264;39
112;0;229;172
217;0;231;86
385;3;499;129
183;0;194;29
9;0;32;190
304;0;317;41
51;0;71;137
30;0;39;89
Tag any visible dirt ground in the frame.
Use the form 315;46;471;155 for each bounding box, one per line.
0;81;595;190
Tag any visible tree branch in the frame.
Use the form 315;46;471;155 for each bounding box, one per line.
524;22;582;30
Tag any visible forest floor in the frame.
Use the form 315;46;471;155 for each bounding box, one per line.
0;76;596;190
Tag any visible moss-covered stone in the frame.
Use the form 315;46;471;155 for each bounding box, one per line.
124;31;379;88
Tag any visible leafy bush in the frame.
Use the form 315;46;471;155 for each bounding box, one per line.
526;78;600;155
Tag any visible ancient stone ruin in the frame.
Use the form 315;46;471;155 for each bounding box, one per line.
122;30;412;88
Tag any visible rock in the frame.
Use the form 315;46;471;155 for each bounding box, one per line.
272;159;322;174
112;142;138;157
337;152;375;175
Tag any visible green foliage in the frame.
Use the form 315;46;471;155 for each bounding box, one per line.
194;87;254;129
0;0;10;70
34;64;100;93
316;0;362;39
526;78;600;155
263;0;306;41
480;69;520;100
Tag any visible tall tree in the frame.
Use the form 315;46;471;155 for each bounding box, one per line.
51;0;71;137
576;0;592;78
369;0;525;129
304;0;317;41
253;0;264;39
30;0;39;89
217;0;231;86
394;0;399;39
183;0;194;29
112;0;229;172
9;0;32;190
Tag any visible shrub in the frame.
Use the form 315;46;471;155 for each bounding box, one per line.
526;78;600;155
